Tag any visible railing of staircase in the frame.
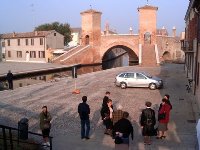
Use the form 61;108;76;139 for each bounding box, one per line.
0;124;53;150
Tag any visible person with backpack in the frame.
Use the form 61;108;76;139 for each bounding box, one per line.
140;101;156;145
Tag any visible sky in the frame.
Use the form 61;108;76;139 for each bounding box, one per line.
0;0;189;36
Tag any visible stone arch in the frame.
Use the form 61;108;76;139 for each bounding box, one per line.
85;35;89;45
162;51;171;61
102;41;139;67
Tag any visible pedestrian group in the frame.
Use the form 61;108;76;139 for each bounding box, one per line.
39;92;172;149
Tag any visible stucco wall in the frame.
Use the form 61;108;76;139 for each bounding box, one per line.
46;31;64;49
5;38;46;62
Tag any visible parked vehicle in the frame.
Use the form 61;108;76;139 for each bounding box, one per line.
115;72;163;90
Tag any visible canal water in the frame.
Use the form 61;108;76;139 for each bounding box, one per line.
0;53;137;90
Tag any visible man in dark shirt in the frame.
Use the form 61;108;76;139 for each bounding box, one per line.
113;111;133;148
6;70;13;90
102;91;110;107
78;96;90;140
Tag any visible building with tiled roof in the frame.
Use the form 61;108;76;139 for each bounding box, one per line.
1;30;64;63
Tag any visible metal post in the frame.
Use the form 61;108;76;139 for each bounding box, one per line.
2;127;7;150
9;128;13;150
50;137;52;150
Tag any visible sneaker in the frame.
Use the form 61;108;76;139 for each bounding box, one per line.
81;137;86;140
42;142;47;147
46;142;50;146
85;137;90;140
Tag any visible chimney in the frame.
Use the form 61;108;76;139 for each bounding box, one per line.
12;32;16;37
172;26;176;37
105;22;109;35
161;26;165;36
129;27;133;34
34;31;38;36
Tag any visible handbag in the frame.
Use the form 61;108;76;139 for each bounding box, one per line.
43;121;51;129
158;112;166;120
114;136;123;144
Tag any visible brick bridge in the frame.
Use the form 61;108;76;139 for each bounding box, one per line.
53;5;184;67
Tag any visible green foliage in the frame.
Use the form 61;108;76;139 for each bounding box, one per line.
35;22;72;45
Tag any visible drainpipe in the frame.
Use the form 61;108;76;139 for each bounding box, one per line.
194;8;199;95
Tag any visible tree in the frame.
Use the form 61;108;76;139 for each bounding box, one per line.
35;22;71;45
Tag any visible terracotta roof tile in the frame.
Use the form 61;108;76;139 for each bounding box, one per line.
2;30;55;39
71;28;81;33
81;9;102;14
138;5;158;10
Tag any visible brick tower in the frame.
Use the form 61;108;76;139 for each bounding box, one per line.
138;5;158;45
80;9;102;48
138;5;159;66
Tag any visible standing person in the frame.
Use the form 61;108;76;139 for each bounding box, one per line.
102;91;110;107
112;104;124;125
40;106;52;146
101;99;113;135
164;94;172;110
159;94;172;111
157;98;171;139
6;70;13;90
140;101;156;145
113;112;134;150
78;96;90;140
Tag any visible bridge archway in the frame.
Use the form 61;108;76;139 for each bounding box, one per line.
162;51;171;61
102;45;139;69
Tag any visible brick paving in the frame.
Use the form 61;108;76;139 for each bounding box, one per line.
0;63;198;150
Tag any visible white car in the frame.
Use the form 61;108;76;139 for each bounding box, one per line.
115;72;163;90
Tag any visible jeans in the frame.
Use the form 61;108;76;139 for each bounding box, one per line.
8;81;13;90
81;119;90;138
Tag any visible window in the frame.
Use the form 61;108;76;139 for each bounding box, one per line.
54;33;56;36
18;39;20;46
119;73;125;78
38;51;45;58
17;51;22;58
40;38;43;45
7;40;10;46
26;39;29;45
136;73;146;79
125;73;135;78
19;83;23;87
1;41;5;47
31;39;34;45
8;51;11;57
30;51;36;58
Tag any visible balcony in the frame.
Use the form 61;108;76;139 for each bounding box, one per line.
181;40;189;51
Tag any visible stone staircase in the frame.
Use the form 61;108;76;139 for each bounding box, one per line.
141;44;157;66
52;45;84;64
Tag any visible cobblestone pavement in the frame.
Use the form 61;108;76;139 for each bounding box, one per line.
0;63;198;150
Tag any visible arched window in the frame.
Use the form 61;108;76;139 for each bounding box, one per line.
85;35;89;45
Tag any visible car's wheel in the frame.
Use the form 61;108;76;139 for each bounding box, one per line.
149;83;156;90
120;82;127;89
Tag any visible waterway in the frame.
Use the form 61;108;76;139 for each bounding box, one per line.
0;53;138;90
